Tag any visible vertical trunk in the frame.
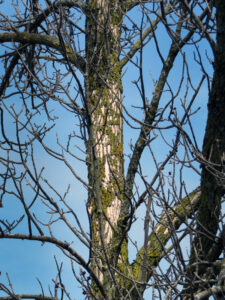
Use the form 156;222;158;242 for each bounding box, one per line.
194;0;225;259
85;1;128;297
187;1;225;297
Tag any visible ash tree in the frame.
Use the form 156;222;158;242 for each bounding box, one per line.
0;0;225;299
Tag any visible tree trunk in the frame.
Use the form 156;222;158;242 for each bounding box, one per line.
194;0;225;259
187;0;225;297
85;1;129;297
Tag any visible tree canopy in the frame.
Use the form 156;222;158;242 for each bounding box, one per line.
0;1;225;299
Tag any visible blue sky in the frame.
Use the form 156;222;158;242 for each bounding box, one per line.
0;1;215;299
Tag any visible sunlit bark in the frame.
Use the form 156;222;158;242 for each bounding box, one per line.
85;1;127;296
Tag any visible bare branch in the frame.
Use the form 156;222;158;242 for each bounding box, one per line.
0;32;85;72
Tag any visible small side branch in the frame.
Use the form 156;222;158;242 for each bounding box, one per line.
0;234;107;300
0;32;85;72
194;287;225;300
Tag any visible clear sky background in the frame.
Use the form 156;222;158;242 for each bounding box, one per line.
0;1;214;299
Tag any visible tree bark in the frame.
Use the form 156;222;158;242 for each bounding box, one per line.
85;1;128;297
186;0;225;297
192;0;225;260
